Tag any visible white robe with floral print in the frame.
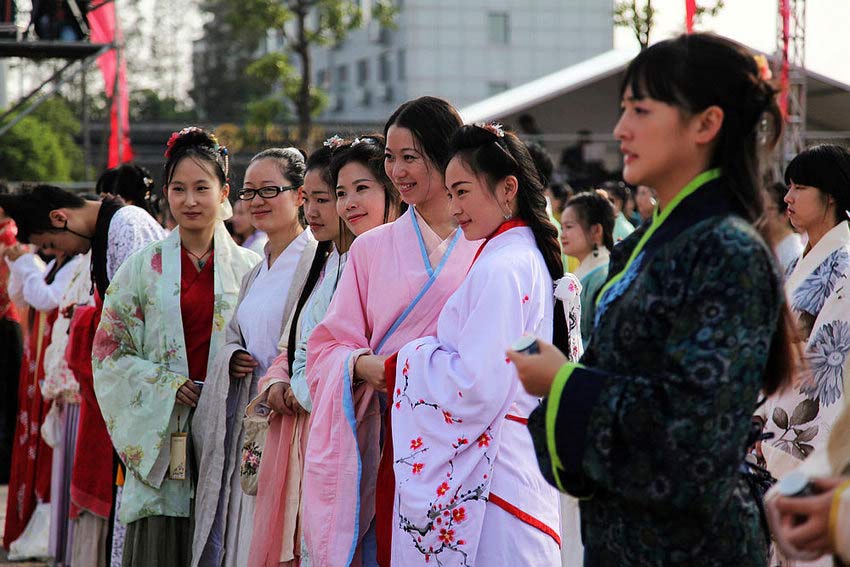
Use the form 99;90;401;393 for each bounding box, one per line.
92;223;259;524
389;227;561;566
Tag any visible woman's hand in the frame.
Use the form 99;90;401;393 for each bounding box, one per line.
773;477;847;556
506;339;568;397
354;354;389;392
229;350;257;380
267;381;302;415
1;243;27;261
176;380;201;407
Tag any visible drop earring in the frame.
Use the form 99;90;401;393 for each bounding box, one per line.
593;243;599;258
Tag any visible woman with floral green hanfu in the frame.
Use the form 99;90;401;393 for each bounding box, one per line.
93;127;259;567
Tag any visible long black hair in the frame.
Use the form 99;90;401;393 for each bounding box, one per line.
96;163;157;217
622;33;792;395
0;185;86;243
447;125;569;352
384;96;463;171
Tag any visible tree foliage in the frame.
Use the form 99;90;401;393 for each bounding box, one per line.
614;0;724;50
0;96;85;182
204;0;396;144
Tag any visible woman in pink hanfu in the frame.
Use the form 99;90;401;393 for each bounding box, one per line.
383;125;566;566
303;98;479;567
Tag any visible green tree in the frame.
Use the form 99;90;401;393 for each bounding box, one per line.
220;0;396;145
0;115;72;181
131;89;198;122
29;97;85;180
614;0;724;50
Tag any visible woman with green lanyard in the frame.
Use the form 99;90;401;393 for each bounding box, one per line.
507;33;795;566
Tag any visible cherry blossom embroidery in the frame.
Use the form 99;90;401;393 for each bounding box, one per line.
477;432;491;447
522;294;529;304
410;437;423;450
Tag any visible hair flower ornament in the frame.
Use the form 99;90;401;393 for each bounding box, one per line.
164;126;221;158
475;122;505;138
323;134;346;150
753;54;773;82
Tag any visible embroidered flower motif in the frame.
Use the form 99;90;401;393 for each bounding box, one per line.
412;463;424;474
452;507;466;523
438;528;455;544
456;437;468;446
522;294;529;304
802;320;850;406
793;249;850;316
410;437;423;450
436;481;450;497
121;445;144;468
92;328;122;362
442;410;454;424
150;252;163;274
477;432;491;447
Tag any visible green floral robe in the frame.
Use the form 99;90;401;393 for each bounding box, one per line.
93;223;259;524
529;171;784;566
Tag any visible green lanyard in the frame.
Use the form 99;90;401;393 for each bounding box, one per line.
595;168;722;306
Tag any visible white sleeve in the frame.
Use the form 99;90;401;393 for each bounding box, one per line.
106;207;166;279
8;254;82;311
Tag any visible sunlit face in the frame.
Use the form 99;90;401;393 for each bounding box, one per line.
384;125;444;206
166;157;228;232
230;200;254;237
560;206;594;261
336;162;391;236
242;159;302;235
445;156;512;241
303;168;340;243
614;86;692;189
785;182;835;233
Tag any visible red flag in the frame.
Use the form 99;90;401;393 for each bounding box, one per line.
88;2;133;167
778;0;791;117
685;0;697;33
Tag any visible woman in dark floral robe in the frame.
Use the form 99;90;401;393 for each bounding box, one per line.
508;33;795;566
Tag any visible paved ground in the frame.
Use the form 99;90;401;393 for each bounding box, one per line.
0;485;48;567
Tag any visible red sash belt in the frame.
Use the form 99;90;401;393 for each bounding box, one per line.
488;492;561;547
504;414;528;425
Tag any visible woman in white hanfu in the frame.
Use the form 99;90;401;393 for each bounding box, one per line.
192;147;317;567
383;125;568;566
759;144;850;567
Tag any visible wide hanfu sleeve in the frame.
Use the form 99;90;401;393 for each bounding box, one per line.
529;224;782;518
389;254;539;563
93;254;188;489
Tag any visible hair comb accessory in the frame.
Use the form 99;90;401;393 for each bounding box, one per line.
753;54;772;82
323;134;346;150
475;122;505;138
164;126;221;158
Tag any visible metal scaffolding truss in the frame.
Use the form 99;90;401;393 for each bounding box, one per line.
777;0;807;167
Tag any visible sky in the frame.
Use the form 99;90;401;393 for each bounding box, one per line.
614;0;850;86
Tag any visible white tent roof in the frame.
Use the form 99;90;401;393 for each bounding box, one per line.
460;45;850;138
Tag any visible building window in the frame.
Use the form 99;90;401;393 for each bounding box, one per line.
488;12;509;45
488;82;509;96
357;58;369;87
397;49;406;80
316;69;329;89
378;52;391;83
336;64;349;91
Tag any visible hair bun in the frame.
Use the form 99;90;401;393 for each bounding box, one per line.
165;126;221;159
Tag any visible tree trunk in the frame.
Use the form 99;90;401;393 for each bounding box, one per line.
295;7;311;148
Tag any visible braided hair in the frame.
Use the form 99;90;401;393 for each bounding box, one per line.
447;124;569;353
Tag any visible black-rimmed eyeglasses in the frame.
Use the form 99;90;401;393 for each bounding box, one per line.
237;185;298;200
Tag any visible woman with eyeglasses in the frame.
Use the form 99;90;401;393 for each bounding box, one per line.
92;127;260;567
191;147;321;567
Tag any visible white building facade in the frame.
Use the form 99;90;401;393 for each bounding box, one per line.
311;0;614;123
